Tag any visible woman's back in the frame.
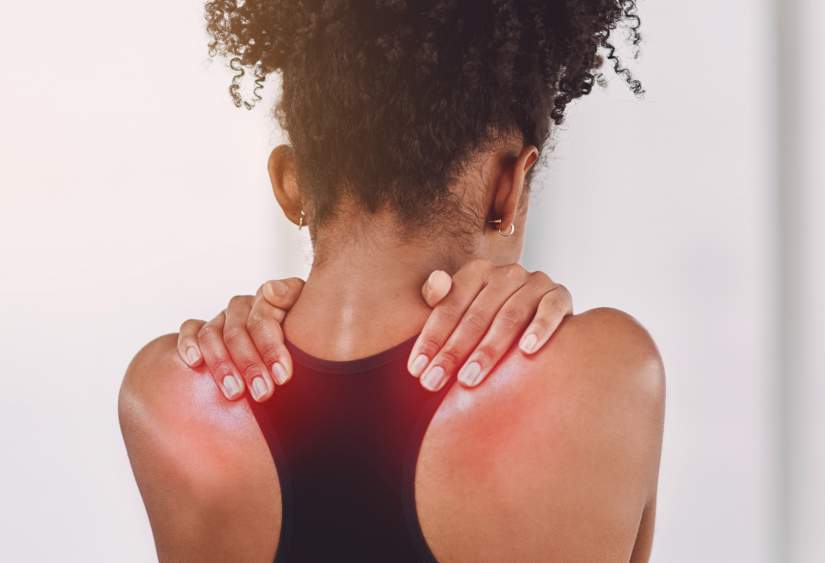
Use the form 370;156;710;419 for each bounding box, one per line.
119;306;664;562
249;332;447;561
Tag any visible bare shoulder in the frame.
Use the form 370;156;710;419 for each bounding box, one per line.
420;308;665;561
556;306;666;402
439;306;665;432
118;334;279;562
518;306;667;488
118;333;261;468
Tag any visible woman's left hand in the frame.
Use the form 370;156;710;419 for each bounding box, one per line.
408;259;573;391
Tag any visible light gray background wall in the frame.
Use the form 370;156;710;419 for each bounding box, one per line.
0;1;821;561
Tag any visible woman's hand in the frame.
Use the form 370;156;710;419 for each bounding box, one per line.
408;259;572;391
177;259;572;400
176;278;305;402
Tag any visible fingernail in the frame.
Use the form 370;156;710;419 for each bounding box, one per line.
458;361;482;386
185;346;200;365
250;375;271;401
271;280;288;296
519;333;538;354
421;365;447;391
408;354;429;377
424;270;438;291
264;280;288;301
221;374;243;399
272;362;290;385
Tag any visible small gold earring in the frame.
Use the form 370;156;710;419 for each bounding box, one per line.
298;209;306;230
487;218;516;237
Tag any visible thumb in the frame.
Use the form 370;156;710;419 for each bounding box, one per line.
260;277;306;309
421;270;452;308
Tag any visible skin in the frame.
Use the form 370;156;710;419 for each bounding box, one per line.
119;138;666;562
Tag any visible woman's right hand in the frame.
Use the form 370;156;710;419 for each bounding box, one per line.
176;278;305;402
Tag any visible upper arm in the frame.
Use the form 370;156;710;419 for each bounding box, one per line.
541;307;666;560
118;334;280;563
582;307;666;499
555;308;665;561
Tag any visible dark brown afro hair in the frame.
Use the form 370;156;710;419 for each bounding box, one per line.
204;0;644;242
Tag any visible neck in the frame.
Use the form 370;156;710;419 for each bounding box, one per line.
282;213;476;360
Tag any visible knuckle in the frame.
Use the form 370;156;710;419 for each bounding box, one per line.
236;358;257;375
222;325;246;344
250;294;270;313
461;309;488;332
435;302;462;323
211;359;235;376
245;313;267;334
255;342;280;362
472;344;495;365
556;284;573;307
499;307;527;328
544;289;569;315
197;324;220;343
435;346;463;368
417;335;444;357
551;298;569;318
180;318;200;330
529;270;553;285
227;295;250;311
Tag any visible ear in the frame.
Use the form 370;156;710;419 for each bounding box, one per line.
489;145;539;231
267;144;303;226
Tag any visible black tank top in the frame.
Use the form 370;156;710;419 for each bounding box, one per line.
247;332;455;563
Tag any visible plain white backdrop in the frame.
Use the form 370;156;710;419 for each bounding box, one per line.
1;1;822;561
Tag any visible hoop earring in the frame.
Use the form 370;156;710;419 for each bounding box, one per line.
487;218;516;237
298;209;306;230
498;223;516;237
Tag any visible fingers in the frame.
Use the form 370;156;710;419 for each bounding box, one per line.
183;277;305;403
222;295;276;402
260;277;305;322
408;259;516;391
417;263;531;391
517;282;573;355
177;319;206;367
407;261;492;388
458;273;569;388
196;311;247;401
246;293;293;386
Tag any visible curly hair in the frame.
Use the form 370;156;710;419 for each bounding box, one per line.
204;0;644;241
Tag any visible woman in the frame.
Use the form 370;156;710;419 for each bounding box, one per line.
119;1;664;561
